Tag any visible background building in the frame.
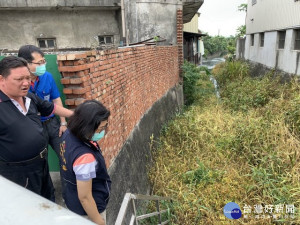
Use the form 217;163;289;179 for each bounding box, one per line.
239;0;300;75
0;0;203;52
183;13;205;64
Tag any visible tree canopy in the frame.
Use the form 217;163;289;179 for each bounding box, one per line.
202;35;236;58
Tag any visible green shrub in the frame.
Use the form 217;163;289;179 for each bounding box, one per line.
213;60;249;87
182;61;214;106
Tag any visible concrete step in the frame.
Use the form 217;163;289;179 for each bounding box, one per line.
50;172;65;207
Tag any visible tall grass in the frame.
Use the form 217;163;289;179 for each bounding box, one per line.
149;61;300;224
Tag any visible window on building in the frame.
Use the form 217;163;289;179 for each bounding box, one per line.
278;31;286;49
252;0;257;5
98;36;114;45
294;29;300;50
37;38;56;49
260;33;264;47
251;34;254;46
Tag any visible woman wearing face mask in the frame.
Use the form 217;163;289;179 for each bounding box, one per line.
60;100;111;225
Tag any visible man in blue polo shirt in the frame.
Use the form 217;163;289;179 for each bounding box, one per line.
18;45;67;160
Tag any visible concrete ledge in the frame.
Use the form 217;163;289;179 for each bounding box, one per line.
0;0;120;10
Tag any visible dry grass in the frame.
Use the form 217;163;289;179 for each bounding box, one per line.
149;61;300;224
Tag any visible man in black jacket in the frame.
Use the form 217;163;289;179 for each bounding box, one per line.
0;56;73;201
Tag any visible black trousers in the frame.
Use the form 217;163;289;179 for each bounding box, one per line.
0;158;55;202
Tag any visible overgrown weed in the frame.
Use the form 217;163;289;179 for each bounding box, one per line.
149;61;300;224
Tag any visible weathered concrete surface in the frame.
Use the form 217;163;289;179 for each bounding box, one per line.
0;0;203;51
0;9;121;51
0;0;120;9
106;84;184;225
124;0;203;45
125;0;181;45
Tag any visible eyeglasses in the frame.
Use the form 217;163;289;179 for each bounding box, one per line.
96;122;108;132
30;59;46;65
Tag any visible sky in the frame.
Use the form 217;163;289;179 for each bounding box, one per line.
198;0;247;37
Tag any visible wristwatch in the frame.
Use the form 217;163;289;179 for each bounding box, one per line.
61;122;67;126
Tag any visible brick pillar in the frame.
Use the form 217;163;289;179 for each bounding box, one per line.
177;9;184;77
57;51;95;109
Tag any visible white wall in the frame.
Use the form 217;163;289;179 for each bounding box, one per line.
246;0;300;34
245;29;300;75
277;30;300;75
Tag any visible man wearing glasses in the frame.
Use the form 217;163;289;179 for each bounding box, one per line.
18;45;67;200
18;45;67;158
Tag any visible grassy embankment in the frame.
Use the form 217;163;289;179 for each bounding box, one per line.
149;61;300;224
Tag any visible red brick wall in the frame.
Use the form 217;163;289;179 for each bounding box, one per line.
177;9;184;76
57;46;179;166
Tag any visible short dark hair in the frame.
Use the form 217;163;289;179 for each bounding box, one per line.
0;56;28;78
68;100;110;142
18;45;44;62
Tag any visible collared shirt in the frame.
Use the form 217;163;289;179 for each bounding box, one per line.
29;71;60;122
0;90;55;162
10;97;31;116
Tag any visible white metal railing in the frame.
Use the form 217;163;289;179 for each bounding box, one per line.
115;193;171;225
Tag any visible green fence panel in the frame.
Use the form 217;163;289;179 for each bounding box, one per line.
45;54;66;172
0;55;66;171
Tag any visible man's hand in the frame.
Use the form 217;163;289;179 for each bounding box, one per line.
59;125;67;137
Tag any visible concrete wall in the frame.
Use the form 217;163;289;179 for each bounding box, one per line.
0;9;121;51
124;0;182;45
236;38;245;60
244;30;300;75
107;84;183;225
246;0;300;34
